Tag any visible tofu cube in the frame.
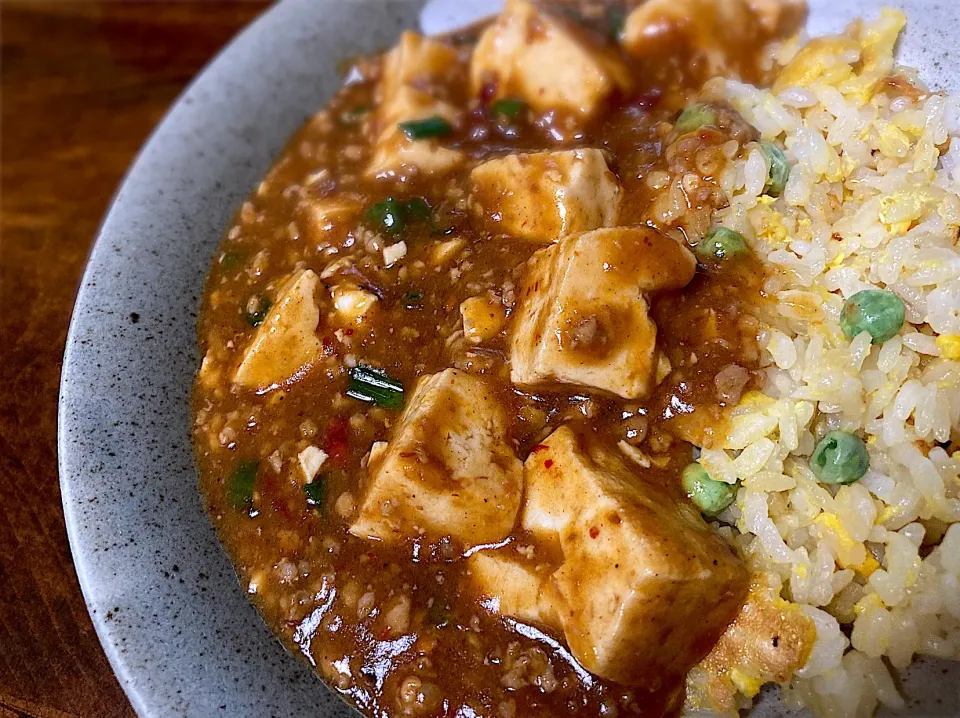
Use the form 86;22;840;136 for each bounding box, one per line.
331;284;378;324
467;551;560;631
298;446;328;484
299;196;361;241
621;0;805;78
509;227;696;400
470;0;632;117
522;425;750;687
349;369;523;547
368;86;463;179
371;31;466;178
381;31;462;104
460;295;507;344
747;0;807;34
382;241;407;267
469;149;621;243
622;0;735;63
234;269;323;392
430;237;465;266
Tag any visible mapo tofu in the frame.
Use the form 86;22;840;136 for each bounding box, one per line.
193;1;813;716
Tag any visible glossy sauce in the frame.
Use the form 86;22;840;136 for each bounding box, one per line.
193;3;789;716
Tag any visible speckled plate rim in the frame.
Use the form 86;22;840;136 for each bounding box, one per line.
58;1;424;715
58;1;960;716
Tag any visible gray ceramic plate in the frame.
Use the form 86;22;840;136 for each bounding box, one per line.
59;0;960;716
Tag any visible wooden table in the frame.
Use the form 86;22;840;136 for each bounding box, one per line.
0;3;269;715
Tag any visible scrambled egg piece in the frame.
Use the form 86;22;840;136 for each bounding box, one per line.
854;592;886;616
773;9;905;105
814;512;870;570
773;36;860;94
877;123;913;159
809;514;878;578
937;334;960;361
759;213;788;243
840;9;906;101
851;554;881;579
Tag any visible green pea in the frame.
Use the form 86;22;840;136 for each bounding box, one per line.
840;289;905;344
682;462;737;517
696;227;747;261
761;141;789;197
676;104;718;133
810;430;869;485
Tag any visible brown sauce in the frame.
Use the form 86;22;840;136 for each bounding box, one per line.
192;2;793;715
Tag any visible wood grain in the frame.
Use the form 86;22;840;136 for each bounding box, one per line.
0;3;269;715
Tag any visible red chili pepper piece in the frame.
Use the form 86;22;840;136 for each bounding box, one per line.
324;417;350;467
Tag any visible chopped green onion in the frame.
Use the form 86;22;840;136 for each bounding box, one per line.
676;104;718;133
402;290;424;307
403;197;432;221
681;462;736;517
304;480;325;509
220;251;243;268
398;116;453;140
606;6;626;40
243;297;272;327
367;197;438;235
491;97;526;119
840;289;905;345
427;601;452;628
346;364;404;409
696;227;748;261
226;461;259;509
367;197;406;235
406;196;450;233
761;141;789;197
810;431;869;485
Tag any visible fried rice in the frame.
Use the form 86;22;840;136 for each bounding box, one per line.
679;9;960;717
